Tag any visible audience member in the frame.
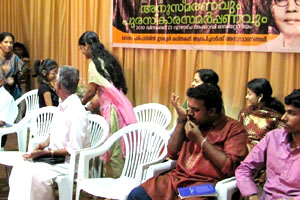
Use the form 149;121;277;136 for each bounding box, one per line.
236;89;300;199
128;84;248;200
8;65;90;200
183;69;220;109
78;31;137;178
13;42;31;92
0;32;23;100
0;67;18;147
32;59;59;108
239;78;285;151
238;78;285;195
174;69;222;121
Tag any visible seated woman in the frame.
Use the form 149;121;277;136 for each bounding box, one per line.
238;78;285;194
173;69;223;120
239;78;285;151
32;59;59;108
183;68;220;109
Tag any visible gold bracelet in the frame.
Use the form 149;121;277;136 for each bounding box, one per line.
177;117;187;124
51;150;54;157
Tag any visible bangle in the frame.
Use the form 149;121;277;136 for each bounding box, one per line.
177;117;187;124
201;138;207;149
51;150;54;157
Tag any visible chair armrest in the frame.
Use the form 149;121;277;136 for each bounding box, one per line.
215;177;237;200
144;159;177;180
0;118;29;152
15;95;25;106
135;154;169;183
0;117;28;136
77;132;121;180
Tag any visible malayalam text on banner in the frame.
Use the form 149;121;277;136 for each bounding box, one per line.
112;0;300;53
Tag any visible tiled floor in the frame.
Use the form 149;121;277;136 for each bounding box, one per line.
0;133;96;200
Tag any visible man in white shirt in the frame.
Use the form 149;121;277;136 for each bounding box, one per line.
0;67;18;147
8;66;91;200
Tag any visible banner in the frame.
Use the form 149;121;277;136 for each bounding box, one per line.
112;0;300;53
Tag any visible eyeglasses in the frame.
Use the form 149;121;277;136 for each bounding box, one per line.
274;0;300;7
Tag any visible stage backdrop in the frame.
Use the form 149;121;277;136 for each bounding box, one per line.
112;0;300;53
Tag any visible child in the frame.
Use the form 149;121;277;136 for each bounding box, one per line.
32;59;59;107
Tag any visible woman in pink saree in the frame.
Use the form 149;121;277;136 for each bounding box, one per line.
79;31;136;178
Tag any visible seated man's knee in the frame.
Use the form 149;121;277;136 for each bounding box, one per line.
128;186;151;200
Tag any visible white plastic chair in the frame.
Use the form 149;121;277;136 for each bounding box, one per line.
0;105;18;151
215;177;238;200
27;106;59;152
75;122;170;200
0;106;58;153
146;160;238;200
15;89;39;152
15;89;39;117
0;111;109;200
0;103;19;181
134;103;172;130
0;106;58;184
54;114;109;200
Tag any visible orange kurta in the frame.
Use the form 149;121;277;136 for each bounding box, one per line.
141;114;248;200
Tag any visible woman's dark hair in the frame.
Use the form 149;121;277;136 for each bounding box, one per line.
196;69;219;85
247;78;285;114
0;32;15;43
196;68;221;93
13;42;30;58
32;59;58;83
187;83;223;114
78;31;128;94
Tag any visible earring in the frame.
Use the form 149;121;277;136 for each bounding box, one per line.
258;96;262;103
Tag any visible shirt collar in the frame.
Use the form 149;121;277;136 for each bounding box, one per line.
281;131;300;151
59;94;77;112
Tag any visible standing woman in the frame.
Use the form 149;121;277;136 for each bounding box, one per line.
32;59;59;108
0;32;23;100
79;31;136;178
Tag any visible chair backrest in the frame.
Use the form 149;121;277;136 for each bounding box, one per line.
27;106;59;152
15;89;39;117
87;114;109;148
134;103;172;129
77;122;169;185
54;113;109;200
119;123;170;179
